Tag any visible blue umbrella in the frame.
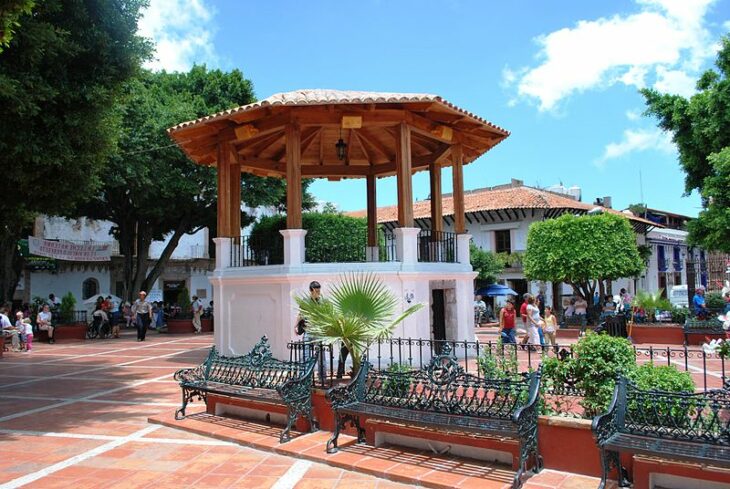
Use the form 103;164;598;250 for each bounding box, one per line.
475;284;518;297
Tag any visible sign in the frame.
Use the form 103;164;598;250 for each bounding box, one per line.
28;237;111;262
18;240;58;271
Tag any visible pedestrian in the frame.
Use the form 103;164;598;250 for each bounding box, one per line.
131;291;153;342
191;295;203;334
1;308;20;351
474;294;487;326
543;306;558;352
295;281;326;379
123;302;132;328
525;296;542;349
18;313;33;352
693;287;708;320
536;290;545;317
519;293;531;349
499;299;517;344
574;295;588;333
619;288;632;315
155;302;165;329
37;304;55;344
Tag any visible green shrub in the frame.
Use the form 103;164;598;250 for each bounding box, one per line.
572;332;636;416
706;291;725;310
250;213;369;263
628;363;694;392
381;363;412;398
59;292;77;323
177;288;192;313
670;306;688;324
477;341;520;380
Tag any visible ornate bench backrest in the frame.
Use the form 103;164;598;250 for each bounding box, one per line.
684;317;724;331
206;337;314;389
621;380;730;446
361;343;531;419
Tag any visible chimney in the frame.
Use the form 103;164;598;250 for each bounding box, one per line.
602;196;612;209
510;178;523;187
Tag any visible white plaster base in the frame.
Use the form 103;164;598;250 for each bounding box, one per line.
210;262;477;359
374;432;512;465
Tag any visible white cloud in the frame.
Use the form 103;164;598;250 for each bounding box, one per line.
625;109;641;121
505;0;716;111
596;128;675;166
138;0;218;72
654;67;698;96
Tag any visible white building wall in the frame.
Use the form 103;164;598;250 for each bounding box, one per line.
30;268;111;304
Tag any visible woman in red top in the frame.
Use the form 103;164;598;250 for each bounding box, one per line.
500;299;517;344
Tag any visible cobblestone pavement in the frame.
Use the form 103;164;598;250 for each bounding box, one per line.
0;331;608;488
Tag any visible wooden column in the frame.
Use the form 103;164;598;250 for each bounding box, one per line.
395;122;414;227
216;141;232;237
429;160;443;233
229;152;241;237
451;143;465;234
286;123;302;229
366;174;377;247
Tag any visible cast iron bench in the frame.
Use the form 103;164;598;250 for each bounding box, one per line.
173;336;317;443
683;316;725;345
592;376;730;489
326;343;543;489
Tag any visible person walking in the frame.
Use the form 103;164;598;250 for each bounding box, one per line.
296;281;326;379
543;306;558;352
525;296;542;349
519;293;531;349
499;299;517;344
131;291;153;342
191;295;203;334
37;304;55;344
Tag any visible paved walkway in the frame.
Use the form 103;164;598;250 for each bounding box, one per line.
0;331;608;488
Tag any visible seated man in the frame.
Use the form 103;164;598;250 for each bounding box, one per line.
1;307;20;351
473;294;487;326
37;304;55;344
693;286;708;320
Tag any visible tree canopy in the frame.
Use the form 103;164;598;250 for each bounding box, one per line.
642;36;730;252
0;0;149;302
522;213;643;299
470;244;506;284
0;0;34;51
76;66;314;299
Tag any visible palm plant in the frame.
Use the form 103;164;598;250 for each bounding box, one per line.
634;289;671;322
295;273;423;374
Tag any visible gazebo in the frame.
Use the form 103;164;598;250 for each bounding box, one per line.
168;89;509;357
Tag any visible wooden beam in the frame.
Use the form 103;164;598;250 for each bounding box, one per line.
367;175;377;247
357;128;395;160
352;130;376;163
452;143;465;233
286;123;302;229
429;159;443;233
216;142;232;237
396;122;414;227
229;152;241;236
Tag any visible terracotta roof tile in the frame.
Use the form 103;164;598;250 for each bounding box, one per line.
347;185;658;228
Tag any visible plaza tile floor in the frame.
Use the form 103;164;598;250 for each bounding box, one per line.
0;330;611;488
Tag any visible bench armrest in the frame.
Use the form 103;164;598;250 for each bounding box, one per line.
591;378;623;445
512;366;541;428
174;365;205;384
327;360;370;409
277;357;317;402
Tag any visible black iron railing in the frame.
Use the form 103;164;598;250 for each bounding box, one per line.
56;310;88;325
289;337;728;393
230;235;283;267
417;230;457;263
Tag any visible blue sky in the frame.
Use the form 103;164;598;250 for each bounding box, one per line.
139;0;730;216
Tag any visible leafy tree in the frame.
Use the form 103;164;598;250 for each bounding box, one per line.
627;203;647;218
0;0;34;51
523;213;644;300
0;0;149;303
470;243;506;284
76;67;314;300
642;36;730;251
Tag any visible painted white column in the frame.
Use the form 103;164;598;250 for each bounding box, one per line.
280;229;307;265
213;237;231;269
457;234;472;265
366;246;379;262
394;227;420;264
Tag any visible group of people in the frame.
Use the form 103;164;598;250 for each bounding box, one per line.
498;293;558;351
1;299;58;353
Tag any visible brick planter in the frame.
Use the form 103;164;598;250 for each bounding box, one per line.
201;317;213;332
36;322;87;342
165;318;194;334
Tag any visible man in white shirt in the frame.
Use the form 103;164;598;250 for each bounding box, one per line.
131;291;153;341
37;304;55;344
1;307;20;351
191;295;203;334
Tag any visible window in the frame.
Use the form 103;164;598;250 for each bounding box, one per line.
494;230;511;254
82;278;99;300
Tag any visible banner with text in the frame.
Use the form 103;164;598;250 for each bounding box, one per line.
28;237;112;262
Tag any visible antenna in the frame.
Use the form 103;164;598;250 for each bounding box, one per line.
638;167;645;217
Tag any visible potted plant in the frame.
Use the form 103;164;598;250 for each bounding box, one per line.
295;273;423;375
54;292;86;340
634;289;671;323
166;287;195;334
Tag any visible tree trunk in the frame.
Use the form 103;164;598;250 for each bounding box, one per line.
118;220;136;302
140;219;190;293
131;225;151;295
0;232;22;304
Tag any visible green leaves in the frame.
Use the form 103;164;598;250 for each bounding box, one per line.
470;243;506;283
523;213;644;286
295;273;424;373
642;36;730;252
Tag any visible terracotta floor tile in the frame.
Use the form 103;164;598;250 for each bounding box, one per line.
558;474;601;489
303;465;345;479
